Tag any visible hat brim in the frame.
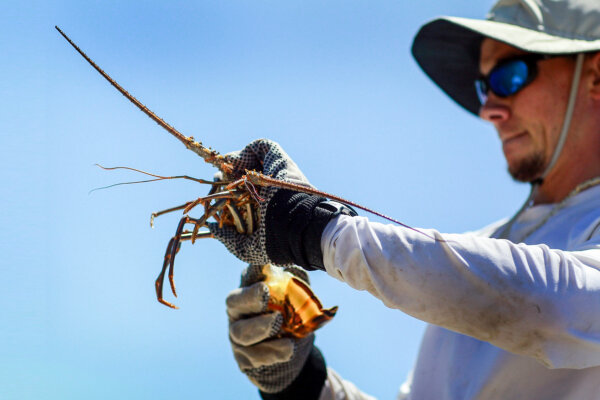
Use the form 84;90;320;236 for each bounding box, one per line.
411;17;600;115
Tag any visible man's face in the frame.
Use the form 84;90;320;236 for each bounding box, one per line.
478;39;576;182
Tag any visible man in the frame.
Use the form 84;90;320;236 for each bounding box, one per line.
211;0;600;398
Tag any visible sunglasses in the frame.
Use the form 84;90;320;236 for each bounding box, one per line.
474;54;560;105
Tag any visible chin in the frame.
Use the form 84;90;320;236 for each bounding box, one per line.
507;153;545;183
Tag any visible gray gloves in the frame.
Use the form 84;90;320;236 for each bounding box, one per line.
209;139;312;265
219;140;353;397
226;264;316;393
209;139;358;271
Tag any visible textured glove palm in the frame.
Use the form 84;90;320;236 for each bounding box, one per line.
209;139;312;265
226;264;315;393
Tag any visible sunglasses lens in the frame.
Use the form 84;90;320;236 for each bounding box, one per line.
475;79;488;105
488;60;530;97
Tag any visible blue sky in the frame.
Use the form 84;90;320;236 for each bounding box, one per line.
1;1;530;399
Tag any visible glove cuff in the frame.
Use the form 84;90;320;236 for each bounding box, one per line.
259;346;327;400
265;189;357;270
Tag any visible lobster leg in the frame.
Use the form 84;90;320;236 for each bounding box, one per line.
225;200;246;234
166;217;197;298
190;198;228;244
244;201;255;235
155;198;231;309
155;231;213;309
183;191;239;214
156;217;207;308
155;216;192;309
156;236;180;309
150;202;193;228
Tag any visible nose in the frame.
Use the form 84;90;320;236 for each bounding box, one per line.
479;99;510;122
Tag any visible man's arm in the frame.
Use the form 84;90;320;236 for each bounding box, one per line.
321;215;600;369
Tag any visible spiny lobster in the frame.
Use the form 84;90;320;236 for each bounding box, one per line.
56;26;430;336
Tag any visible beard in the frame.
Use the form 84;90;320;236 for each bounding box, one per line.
507;151;545;182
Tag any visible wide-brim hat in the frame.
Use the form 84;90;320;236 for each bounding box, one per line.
412;0;600;116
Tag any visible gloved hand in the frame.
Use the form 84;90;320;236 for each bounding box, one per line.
209;139;313;265
226;264;319;394
209;139;358;270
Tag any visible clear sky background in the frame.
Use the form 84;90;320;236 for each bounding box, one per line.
2;1;530;399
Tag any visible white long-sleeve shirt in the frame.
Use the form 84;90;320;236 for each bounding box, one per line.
318;185;600;399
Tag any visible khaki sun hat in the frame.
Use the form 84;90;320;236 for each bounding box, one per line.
411;0;600;116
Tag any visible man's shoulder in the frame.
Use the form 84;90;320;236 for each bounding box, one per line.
464;218;508;238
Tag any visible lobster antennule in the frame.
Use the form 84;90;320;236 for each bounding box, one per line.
55;25;233;174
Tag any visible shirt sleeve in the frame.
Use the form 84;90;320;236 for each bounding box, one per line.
321;215;600;369
319;368;377;400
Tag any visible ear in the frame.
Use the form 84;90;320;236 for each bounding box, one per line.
587;52;600;100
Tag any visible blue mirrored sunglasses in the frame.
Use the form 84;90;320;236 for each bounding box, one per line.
474;54;558;105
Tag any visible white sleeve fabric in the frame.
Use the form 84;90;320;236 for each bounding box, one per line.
319;368;377;400
321;215;600;369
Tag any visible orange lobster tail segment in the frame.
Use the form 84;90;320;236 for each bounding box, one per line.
261;264;338;338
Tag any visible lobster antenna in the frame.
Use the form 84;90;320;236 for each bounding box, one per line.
89;178;175;194
88;164;224;193
94;164;220;183
55;26;233;173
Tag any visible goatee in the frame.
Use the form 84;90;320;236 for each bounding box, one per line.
508;152;545;183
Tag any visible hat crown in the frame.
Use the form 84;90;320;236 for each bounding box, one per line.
488;0;600;41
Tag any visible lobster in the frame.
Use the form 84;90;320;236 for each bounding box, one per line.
56;26;431;336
